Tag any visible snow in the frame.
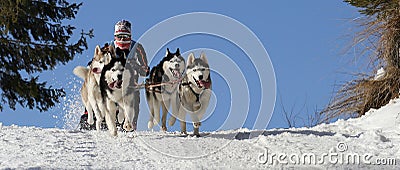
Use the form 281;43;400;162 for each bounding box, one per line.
374;67;386;80
1;99;400;169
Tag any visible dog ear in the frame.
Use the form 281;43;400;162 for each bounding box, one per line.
107;45;116;64
176;48;180;55
109;45;116;58
187;52;195;67
200;52;208;64
95;45;102;55
166;48;171;56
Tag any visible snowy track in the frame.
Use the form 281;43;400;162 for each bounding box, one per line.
1;99;400;169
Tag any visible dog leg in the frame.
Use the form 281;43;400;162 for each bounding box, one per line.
193;122;201;137
197;89;212;119
117;106;125;124
190;113;202;137
147;110;154;130
81;84;95;125
192;88;211;136
169;93;179;126
122;104;133;132
168;116;176;127
180;121;187;135
122;93;135;132
95;117;103;132
161;100;169;132
88;88;102;127
178;107;187;134
93;106;103;131
95;99;109;131
153;100;161;127
147;94;155;129
106;100;118;136
84;101;94;125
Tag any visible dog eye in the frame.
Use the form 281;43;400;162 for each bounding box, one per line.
112;69;116;71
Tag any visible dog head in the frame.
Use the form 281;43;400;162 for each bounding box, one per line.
90;44;115;74
102;57;126;90
186;52;211;89
162;48;185;80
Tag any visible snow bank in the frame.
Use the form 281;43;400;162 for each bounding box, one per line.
348;99;400;131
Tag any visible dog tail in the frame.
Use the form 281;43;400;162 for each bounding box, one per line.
73;66;89;80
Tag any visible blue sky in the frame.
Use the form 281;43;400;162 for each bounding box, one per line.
0;1;361;131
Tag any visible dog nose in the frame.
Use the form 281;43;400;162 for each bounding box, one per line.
198;75;203;80
175;64;179;68
117;74;123;80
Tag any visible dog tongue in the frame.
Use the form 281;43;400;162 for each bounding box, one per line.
198;80;210;89
172;70;180;77
108;82;115;89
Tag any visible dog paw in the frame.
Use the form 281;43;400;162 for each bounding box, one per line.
148;121;154;129
193;122;201;128
110;130;117;136
153;118;159;124
123;122;133;132
168;117;176;126
161;126;167;132
87;118;94;125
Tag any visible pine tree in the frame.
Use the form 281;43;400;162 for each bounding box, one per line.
321;1;400;121
0;0;93;112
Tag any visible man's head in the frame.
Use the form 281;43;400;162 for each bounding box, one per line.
114;20;132;50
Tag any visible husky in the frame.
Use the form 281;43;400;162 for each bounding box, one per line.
169;52;212;137
146;48;185;131
73;45;113;130
99;56;127;136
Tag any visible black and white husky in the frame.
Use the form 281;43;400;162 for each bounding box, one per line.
99;56;127;136
146;48;185;131
169;52;212;137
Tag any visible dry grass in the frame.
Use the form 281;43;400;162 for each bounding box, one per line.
321;1;400;122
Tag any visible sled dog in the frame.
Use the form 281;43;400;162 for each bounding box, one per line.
73;45;113;130
170;52;212;137
99;56;127;136
146;48;185;131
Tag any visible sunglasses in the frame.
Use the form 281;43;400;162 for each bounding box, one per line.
115;34;130;39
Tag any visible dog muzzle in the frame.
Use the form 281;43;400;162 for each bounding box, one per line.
196;80;211;89
109;80;123;89
170;68;182;78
